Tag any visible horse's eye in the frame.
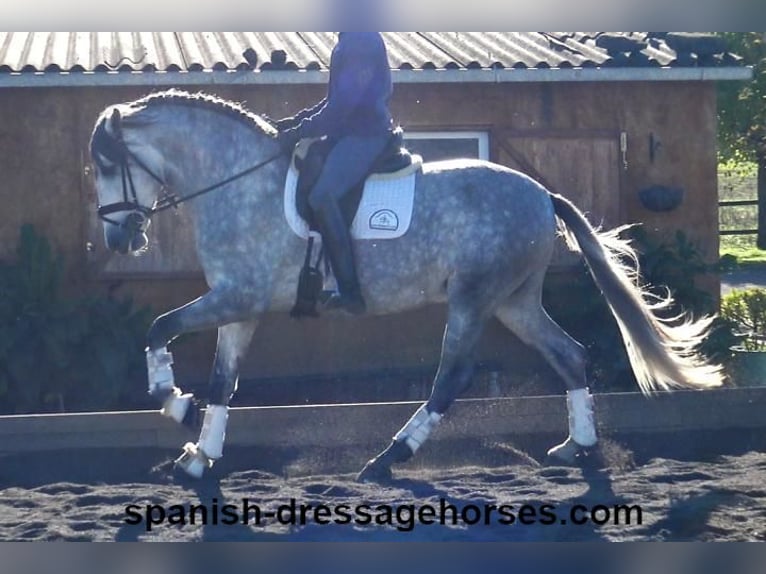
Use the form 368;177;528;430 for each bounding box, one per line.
93;153;118;177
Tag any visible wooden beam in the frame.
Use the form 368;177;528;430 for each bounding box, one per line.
0;388;763;454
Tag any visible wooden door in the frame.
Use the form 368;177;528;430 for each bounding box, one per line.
494;130;623;267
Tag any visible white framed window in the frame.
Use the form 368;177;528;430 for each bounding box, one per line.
403;131;490;162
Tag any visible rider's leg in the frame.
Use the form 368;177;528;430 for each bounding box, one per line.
312;197;366;314
308;134;390;314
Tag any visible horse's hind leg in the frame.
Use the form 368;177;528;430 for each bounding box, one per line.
358;284;489;482
494;276;597;464
175;320;258;478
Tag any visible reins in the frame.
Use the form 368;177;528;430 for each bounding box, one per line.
151;149;286;214
95;120;286;223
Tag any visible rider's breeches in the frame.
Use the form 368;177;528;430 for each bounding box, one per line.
308;134;391;208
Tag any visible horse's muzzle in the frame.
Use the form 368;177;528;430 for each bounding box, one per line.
105;223;149;255
105;224;131;254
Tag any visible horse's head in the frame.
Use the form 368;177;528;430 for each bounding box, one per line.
90;105;166;255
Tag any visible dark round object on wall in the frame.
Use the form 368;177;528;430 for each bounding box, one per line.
638;185;685;212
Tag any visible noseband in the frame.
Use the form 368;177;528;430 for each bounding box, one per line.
92;118;286;229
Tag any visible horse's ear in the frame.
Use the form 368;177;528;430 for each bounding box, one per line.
106;107;122;136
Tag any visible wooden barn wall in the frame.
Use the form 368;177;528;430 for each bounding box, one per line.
0;81;718;389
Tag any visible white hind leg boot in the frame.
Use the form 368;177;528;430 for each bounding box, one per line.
393;404;443;454
175;405;228;479
547;387;597;463
146;347;192;424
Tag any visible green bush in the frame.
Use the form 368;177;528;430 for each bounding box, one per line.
720;288;766;351
0;224;153;413
631;228;714;314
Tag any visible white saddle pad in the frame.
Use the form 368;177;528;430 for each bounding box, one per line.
283;154;422;240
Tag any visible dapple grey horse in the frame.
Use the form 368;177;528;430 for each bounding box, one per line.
89;89;724;480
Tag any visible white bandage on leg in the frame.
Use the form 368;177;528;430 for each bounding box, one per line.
197;405;229;460
146;347;175;396
567;388;597;447
148;347;190;423
393;404;443;453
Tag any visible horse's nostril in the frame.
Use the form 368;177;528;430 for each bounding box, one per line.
105;226;130;253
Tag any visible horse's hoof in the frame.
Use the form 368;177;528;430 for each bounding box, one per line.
174;442;213;479
181;399;203;432
356;458;392;483
546;437;595;466
160;390;193;424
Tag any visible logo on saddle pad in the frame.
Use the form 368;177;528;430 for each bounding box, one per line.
284;147;422;241
369;209;399;231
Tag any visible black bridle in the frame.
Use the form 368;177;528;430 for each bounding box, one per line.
93;120;285;230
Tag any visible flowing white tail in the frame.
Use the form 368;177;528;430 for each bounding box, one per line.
550;192;725;394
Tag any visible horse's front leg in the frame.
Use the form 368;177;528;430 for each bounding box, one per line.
144;290;258;437
175;320;258;479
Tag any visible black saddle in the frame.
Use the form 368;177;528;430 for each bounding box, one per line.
294;128;414;231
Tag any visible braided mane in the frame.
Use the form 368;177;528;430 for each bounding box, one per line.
125;89;276;135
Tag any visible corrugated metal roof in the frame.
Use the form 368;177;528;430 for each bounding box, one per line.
0;32;743;75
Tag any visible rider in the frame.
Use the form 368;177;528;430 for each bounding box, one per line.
275;32;394;315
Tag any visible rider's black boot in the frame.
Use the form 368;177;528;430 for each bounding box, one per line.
314;201;366;315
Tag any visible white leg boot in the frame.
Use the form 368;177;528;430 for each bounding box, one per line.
175;405;229;479
393;404;443;454
146;347;193;424
547;387;597;463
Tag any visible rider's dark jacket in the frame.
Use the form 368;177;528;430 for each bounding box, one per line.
281;32;393;139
